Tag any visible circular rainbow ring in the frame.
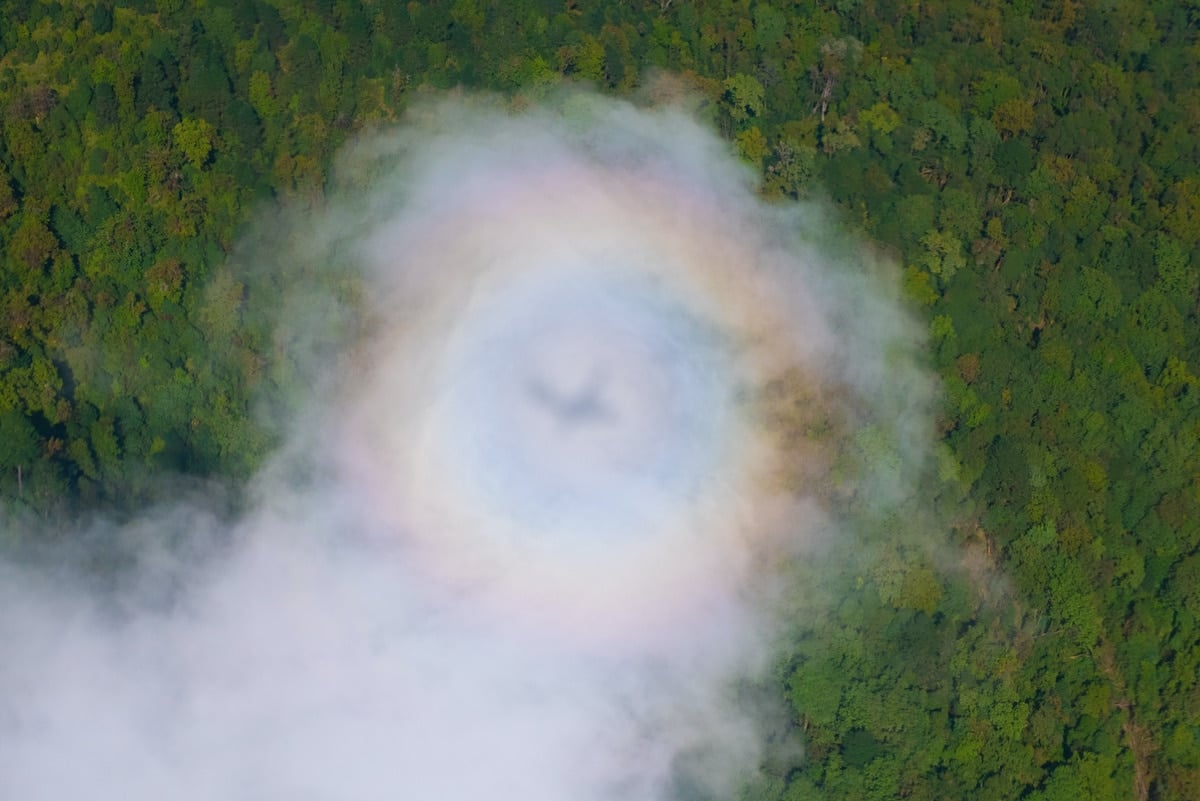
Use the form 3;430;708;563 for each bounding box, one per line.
327;96;914;643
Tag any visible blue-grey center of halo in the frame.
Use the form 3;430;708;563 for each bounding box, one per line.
439;264;735;545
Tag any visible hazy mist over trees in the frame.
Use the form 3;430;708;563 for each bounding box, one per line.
0;2;1197;799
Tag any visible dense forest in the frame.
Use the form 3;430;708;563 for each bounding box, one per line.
1;1;1197;799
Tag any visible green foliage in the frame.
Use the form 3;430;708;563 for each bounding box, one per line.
0;1;1196;798
173;117;216;170
723;73;766;125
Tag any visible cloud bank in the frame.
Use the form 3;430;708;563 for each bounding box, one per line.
0;92;930;800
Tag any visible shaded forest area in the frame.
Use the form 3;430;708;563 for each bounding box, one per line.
1;1;1198;799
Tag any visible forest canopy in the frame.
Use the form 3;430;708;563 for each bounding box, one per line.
0;1;1197;799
